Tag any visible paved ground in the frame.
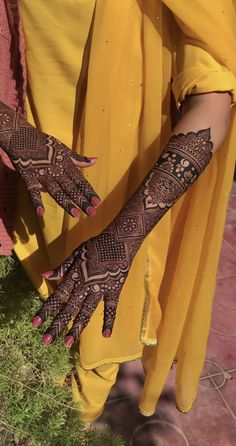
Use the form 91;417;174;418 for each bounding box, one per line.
97;181;236;446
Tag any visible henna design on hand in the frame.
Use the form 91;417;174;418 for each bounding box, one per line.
33;129;213;345
0;101;100;216
34;232;130;342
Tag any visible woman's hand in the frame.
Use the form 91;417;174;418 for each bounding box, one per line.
32;221;134;346
0;101;100;217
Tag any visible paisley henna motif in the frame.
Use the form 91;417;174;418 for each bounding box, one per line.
34;129;213;344
0;101;100;216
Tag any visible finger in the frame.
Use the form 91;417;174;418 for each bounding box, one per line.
70;152;98;167
21;172;45;216
41;176;81;217
64;160;101;209
102;294;119;338
32;273;76;327
28;187;45;216
42;309;73;345
42;247;80;280
64;293;102;346
57;176;97;217
76;180;101;210
42;286;84;344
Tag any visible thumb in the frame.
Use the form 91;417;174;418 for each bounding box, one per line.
42;248;79;280
70;152;97;168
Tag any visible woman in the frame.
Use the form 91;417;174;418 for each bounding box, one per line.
0;0;236;422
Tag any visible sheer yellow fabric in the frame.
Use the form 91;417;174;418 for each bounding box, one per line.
16;0;236;417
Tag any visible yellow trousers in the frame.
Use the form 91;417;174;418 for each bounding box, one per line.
71;362;119;422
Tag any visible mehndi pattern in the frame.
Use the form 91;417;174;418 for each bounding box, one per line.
0;101;100;216
34;129;213;344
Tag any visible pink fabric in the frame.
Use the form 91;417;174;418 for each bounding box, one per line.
0;0;26;255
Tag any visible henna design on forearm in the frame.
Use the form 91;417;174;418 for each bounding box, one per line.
0;101;100;216
34;129;213;344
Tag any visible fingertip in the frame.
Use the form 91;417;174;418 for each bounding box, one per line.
102;328;111;338
42;270;54;279
32;316;42;328
37;206;45;216
91;196;101;208
71;208;81;218
64;335;75;347
86;206;96;217
88;157;98;165
71;156;97;168
42;333;53;346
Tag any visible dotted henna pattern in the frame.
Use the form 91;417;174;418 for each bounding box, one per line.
35;129;213;344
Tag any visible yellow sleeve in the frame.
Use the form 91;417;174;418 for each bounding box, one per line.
172;31;236;108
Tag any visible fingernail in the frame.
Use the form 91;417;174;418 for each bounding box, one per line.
91;197;101;208
64;336;75;347
32;316;42;327
42;334;53;345
103;329;111;338
42;270;54;279
89;157;98;162
87;206;96;217
37;206;45;216
71;208;81;218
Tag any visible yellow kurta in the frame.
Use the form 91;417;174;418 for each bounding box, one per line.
16;0;236;416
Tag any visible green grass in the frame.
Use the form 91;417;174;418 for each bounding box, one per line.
0;255;124;446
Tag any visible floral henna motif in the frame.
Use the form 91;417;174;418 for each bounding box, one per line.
0;101;100;216
37;234;130;342
35;129;213;345
136;129;212;230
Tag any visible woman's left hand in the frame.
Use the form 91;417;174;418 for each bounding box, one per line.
32;222;133;346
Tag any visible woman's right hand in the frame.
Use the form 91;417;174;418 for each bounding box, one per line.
0;101;100;217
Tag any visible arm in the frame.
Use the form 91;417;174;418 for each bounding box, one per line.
175;92;231;147
32;92;232;345
0;101;101;217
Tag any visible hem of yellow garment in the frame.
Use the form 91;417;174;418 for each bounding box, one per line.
173;69;236;108
138;408;155;417
80;406;105;424
139;403;194;418
176;403;193;414
78;353;142;371
141;338;157;346
140;256;158;346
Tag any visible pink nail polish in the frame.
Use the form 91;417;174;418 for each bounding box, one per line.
64;336;74;347
103;329;111;338
92;197;101;208
42;334;52;345
89;157;98;161
71;208;81;218
32;316;42;327
87;206;96;217
42;271;54;279
37;206;45;216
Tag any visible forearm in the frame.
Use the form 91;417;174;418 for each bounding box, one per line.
174;92;231;150
107;92;232;261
